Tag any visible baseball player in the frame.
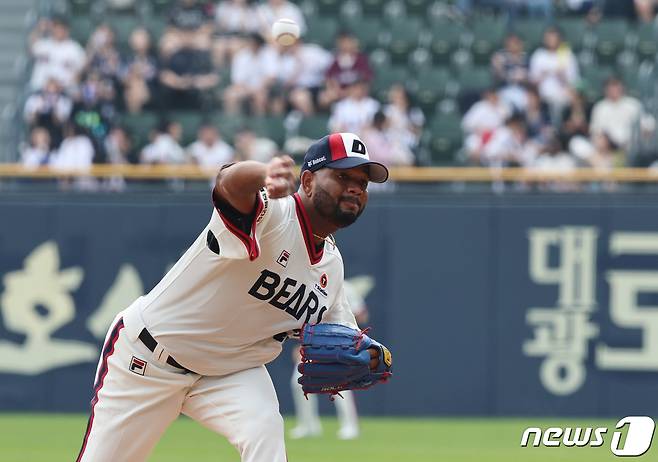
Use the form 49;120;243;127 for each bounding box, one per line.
75;132;392;462
289;280;367;439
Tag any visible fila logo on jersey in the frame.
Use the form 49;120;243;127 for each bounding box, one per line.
130;356;147;375
276;250;290;267
248;269;328;324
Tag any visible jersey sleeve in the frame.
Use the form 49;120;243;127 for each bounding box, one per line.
207;185;290;261
322;282;359;329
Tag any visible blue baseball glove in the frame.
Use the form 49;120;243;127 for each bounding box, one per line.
297;323;393;396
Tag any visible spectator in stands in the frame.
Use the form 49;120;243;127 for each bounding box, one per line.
529;26;579;114
319;31;373;110
328;80;380;134
590;76;645;151
634;0;658;22
523;85;552;142
233;127;278;162
23;77;73;149
140;120;186;164
104;126;134;165
29;16;86;91
257;0;306;40
21;127;52;168
223;33;277;115
572;132;625;169
71;70;117;160
530;135;576;172
270;39;333;116
187;123;235;166
168;0;214;35
361;111;415;167
213;0;259;67
530;135;578;192
120;28;159;113
462;87;511;162
159;31;219;109
480;114;538;167
491;33;529;111
103;126;134;191
161;0;214;72
50;123;99;191
383;84;424;152
50;123;96;170
560;87;590;149
86;24;122;84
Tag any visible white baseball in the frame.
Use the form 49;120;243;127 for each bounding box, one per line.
271;18;300;46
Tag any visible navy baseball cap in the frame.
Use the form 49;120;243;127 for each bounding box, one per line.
300;133;389;183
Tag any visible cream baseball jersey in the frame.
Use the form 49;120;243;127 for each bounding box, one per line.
123;188;357;376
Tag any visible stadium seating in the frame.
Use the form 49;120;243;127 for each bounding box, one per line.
68;0;92;16
344;17;381;51
559;17;588;52
361;0;387;17
167;111;205;146
580;65;615;103
412;67;451;113
69;15;94;45
371;65;407;100
298;114;330;140
635;23;657;62
209;112;247;144
425;113;462;165
106;14;142;50
591;19;629;65
427;22;464;64
510;18;547;51
15;0;658;167
469;15;506;64
119;111;159;150
304;16;338;49
248;115;287;147
381;17;424;64
144;15;168;41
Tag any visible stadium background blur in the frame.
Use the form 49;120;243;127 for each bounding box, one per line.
1;0;658;461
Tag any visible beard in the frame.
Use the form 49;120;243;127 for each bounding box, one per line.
312;186;364;228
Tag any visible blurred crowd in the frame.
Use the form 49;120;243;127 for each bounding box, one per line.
460;0;658;171
21;0;423;181
20;0;658;182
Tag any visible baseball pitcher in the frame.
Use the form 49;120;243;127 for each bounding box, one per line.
75;132;393;462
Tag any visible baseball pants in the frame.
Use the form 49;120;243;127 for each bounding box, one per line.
76;314;287;462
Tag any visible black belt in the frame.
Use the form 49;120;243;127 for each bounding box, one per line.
138;328;190;372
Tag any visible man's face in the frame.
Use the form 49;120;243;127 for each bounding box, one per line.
52;22;69;41
338;36;358;54
544;30;560;50
506;35;522;53
199;126;217;145
606;81;624;101
310;166;370;228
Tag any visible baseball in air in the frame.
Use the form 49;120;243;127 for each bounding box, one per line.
271;18;300;46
